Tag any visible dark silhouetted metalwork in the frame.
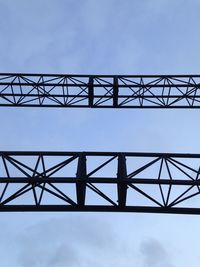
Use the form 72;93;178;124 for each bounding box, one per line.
1;151;200;214
1;73;200;108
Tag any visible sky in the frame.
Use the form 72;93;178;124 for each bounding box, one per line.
1;0;200;266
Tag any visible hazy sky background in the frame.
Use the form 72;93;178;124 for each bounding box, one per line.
1;0;200;266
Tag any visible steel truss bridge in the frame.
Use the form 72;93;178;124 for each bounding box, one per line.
1;72;200;214
0;151;200;214
1;73;200;108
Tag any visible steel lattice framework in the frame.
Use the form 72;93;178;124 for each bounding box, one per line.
1;73;200;108
1;72;200;214
1;151;200;214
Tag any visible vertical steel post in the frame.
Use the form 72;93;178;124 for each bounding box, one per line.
113;76;118;107
88;76;94;107
76;154;87;206
117;154;127;207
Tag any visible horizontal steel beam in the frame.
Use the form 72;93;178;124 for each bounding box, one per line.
0;151;199;157
1;205;200;215
0;177;198;185
1;73;200;108
0;151;200;213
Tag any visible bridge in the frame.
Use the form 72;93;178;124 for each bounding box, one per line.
0;73;199;214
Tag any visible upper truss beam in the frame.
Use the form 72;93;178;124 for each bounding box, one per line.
1;73;200;108
1;151;200;214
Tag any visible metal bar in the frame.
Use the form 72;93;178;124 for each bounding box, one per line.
76;155;87;206
2;93;200;98
2;205;200;215
117;154;127;207
113;76;118;107
1;151;200;157
88;76;94;107
0;177;199;185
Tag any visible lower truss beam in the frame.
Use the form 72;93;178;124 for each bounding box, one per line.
0;151;200;214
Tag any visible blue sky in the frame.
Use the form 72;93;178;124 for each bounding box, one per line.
1;0;200;266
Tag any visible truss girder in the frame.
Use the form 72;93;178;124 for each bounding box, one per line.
0;151;200;213
1;73;200;108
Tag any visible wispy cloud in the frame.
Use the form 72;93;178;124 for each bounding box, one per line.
140;238;174;267
16;215;122;267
